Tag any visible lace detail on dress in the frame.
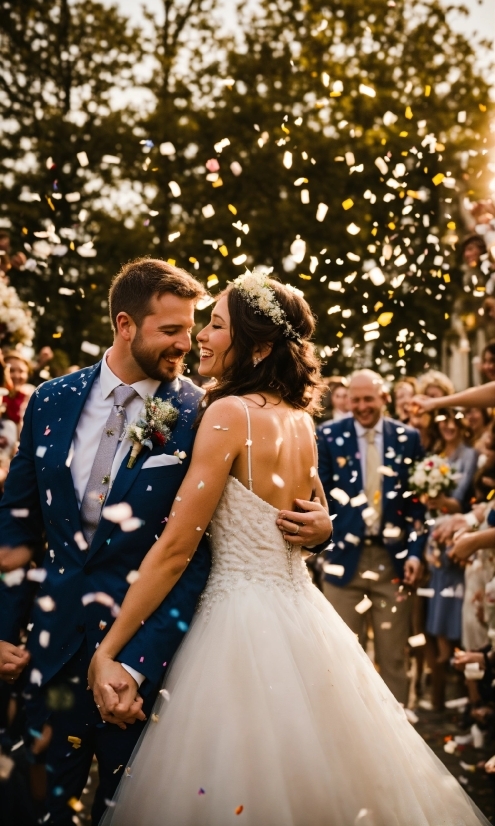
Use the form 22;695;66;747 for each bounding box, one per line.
199;476;314;620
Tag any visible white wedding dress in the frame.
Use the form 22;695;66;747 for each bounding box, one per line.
102;408;489;826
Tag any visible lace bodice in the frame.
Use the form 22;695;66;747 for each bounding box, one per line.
200;476;314;617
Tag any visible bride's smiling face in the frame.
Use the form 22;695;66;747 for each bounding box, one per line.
197;295;234;378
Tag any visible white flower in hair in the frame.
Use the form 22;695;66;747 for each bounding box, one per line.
231;268;301;342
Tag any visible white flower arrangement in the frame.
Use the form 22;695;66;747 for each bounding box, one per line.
231;268;301;342
0;278;35;347
409;454;458;500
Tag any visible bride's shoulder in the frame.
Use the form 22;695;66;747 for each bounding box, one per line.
198;396;247;429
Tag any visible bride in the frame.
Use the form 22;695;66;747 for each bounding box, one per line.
90;270;488;826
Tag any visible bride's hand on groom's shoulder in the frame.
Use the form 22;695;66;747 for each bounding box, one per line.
89;654;146;729
276;498;332;548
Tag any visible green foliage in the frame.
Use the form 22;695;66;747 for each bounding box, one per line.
0;0;493;377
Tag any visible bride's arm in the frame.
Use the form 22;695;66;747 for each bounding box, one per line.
92;398;244;664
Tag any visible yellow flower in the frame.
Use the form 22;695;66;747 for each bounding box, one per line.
439;465;450;475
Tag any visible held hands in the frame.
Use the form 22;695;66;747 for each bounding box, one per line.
0;640;30;682
276;498;332;547
403;556;422;587
88;654;146;729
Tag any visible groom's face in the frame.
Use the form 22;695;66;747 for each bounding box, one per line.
130;292;196;381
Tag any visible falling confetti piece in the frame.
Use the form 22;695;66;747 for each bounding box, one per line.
46;490;52;506
361;570;379;581
346;223;360;235
272;474;285;488
198;788;206;795
416;587;435;597
76;151;89;167
68;797;84;811
102;503;133;524
323;563;345;577
359;83;376;97
11;508;29;517
39;630;50;648
316;203;328;222
37;595;56;612
408;633;426;648
235;806;244;815
355;597;373;614
283;151;292;169
198;481;205;489
26;568;47;583
126;570;140;584
159;688;171;700
68;736;81;748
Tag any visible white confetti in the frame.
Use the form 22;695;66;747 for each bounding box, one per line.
39;630;50;648
159;141;175;156
102;503;133;524
74;531;88;551
30;669;43;686
159;688;171;701
121;517;143;533
378;465;397;477
283;150;293;169
2;568;25;587
323;563;345;577
350;493;367;508
80;340;100;357
11;508;29;518
202;204;215;218
344;533;361;546
416;587;435;598
408;633;426;648
27;569;47;583
77;151;89;167
330;488;350;506
383;526;402;539
38;594;55;613
272;474;285;488
197;481;205;489
36;446;47;458
316;203;328;222
355;596;373;614
46;489;52;506
126;570;140;584
361;570;379;581
394;549;408;559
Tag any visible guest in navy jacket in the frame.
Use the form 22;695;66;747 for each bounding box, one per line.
317;369;427;703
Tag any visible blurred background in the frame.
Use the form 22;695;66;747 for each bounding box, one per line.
0;0;494;384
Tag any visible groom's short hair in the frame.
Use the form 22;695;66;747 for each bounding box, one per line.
109;257;206;331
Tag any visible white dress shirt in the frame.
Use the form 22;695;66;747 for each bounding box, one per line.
70;349;160;687
354;417;384;488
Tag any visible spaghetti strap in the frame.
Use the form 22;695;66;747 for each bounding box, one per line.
235;397;253;492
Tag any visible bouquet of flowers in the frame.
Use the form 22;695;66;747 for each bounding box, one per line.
0;278;35;347
126;395;179;468
408;454;458;501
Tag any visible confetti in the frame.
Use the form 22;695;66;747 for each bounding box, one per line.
76;151;89;167
330;488;350;506
235;806;244;815
272;474;285;488
323;563;345;577
102;503;133;523
27;568;47;583
316;203;328;222
408;633;426;648
30;669;42;685
68;797;83;811
361;570;379;581
416;587;435;597
159;689;171;701
37;595;55;612
355;597;372;614
39;630;50;648
2;568;25;587
46;489;52;506
126;570;140;584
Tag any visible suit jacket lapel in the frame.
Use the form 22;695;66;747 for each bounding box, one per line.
53;362;101;536
85;378;183;561
381;419;398;520
347;420;363;494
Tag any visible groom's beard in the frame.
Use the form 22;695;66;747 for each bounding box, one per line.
131;330;186;382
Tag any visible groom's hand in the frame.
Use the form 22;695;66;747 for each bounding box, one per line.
90;657;146;729
0;641;30;682
277;499;332;547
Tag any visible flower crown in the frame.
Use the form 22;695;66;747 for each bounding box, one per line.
231;268;302;343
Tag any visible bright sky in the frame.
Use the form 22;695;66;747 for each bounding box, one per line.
108;0;494;46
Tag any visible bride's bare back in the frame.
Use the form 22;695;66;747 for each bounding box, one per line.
230;394;318;511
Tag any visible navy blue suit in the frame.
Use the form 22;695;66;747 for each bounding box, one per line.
317;416;427;586
0;363;211;823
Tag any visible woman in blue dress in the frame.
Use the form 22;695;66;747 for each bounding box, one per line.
424;408;478;710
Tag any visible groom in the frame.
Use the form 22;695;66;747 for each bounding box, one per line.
0;257;331;825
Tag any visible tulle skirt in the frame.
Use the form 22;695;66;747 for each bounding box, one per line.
101;581;489;826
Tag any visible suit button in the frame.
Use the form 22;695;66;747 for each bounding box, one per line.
76;624;84;633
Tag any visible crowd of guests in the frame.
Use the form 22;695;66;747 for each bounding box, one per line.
317;355;495;796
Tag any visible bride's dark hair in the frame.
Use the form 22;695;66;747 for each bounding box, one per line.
198;277;323;418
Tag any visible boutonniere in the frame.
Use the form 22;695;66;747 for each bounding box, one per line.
126;395;179;468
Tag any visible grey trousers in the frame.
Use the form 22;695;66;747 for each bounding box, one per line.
323;542;411;704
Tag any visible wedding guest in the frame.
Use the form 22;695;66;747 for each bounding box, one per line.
317;369;425;704
328;379;350;422
481;341;495;384
3;351;35;431
424;409;478;710
30;346;54;386
0;230;27;280
408;407;437;453
394;377;417;423
417;370;455;399
465;406;493;452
